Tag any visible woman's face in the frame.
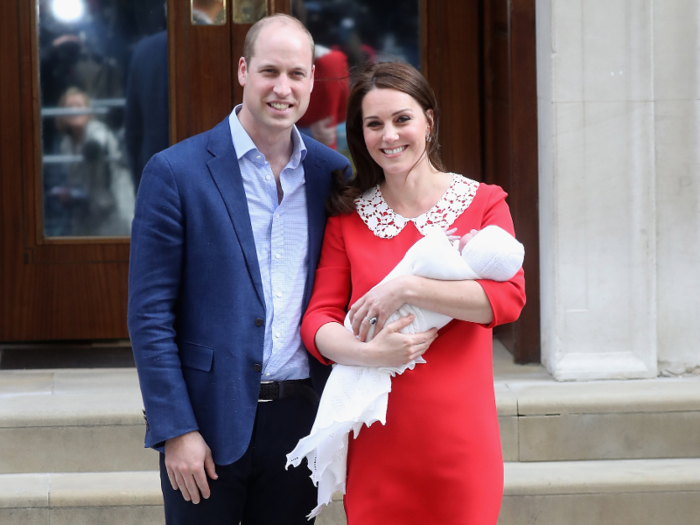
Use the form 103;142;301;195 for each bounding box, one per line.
63;93;90;130
361;87;432;179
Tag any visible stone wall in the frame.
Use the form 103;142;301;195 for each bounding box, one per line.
536;0;700;379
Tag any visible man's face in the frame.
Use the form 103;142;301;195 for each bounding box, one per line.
238;23;314;137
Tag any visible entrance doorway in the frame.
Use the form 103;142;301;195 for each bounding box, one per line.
0;0;539;363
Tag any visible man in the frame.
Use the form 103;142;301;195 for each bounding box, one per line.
127;14;350;524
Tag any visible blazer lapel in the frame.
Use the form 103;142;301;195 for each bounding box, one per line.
302;152;328;309
206;119;265;307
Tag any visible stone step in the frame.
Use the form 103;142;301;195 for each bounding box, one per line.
0;369;158;474
495;375;700;462
498;458;700;525
0;471;163;525
2;366;700;473
3;459;699;525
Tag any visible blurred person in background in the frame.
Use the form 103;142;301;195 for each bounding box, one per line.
293;0;350;150
49;87;135;236
125;30;169;191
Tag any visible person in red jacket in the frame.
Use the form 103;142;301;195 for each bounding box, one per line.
296;45;349;150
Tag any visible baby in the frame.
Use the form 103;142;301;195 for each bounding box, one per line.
345;225;525;342
287;226;524;518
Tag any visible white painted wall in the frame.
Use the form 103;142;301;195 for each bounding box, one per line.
536;0;700;380
654;1;700;375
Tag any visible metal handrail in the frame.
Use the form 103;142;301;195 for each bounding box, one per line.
43;154;121;164
40;98;126;118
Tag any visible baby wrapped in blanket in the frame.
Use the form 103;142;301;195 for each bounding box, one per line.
286;225;524;518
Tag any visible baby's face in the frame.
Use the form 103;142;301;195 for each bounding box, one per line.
458;229;479;252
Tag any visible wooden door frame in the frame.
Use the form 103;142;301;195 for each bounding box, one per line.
1;0;132;341
423;0;540;363
169;0;287;142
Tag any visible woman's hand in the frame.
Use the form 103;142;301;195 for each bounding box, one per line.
361;315;438;367
314;316;438;368
349;276;414;342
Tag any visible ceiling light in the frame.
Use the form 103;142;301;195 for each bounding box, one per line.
51;0;85;23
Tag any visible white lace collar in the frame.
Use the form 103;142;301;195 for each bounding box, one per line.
354;173;480;239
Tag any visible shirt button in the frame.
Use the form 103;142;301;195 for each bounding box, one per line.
255;318;263;327
253;363;262;372
275;332;281;338
275;253;281;259
256;155;261;160
274;214;280;219
276;292;282;298
266;175;271;181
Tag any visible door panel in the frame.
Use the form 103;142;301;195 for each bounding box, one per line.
483;0;540;363
1;0;165;340
423;0;482;179
171;0;234;142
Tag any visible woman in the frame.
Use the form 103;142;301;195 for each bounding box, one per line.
51;87;134;236
300;61;526;524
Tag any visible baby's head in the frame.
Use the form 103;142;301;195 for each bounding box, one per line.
460;225;524;281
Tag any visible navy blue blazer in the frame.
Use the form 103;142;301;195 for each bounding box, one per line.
127;116;350;465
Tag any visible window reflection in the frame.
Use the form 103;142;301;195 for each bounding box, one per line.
191;0;227;25
232;0;266;25
39;0;168;237
291;0;420;159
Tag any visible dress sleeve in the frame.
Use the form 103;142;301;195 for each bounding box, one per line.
301;215;352;364
475;185;527;328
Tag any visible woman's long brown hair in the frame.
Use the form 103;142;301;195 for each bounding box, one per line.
326;61;445;216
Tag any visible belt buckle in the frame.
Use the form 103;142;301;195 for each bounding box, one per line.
259;380;274;403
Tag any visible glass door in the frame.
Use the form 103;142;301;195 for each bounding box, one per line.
39;0;168;238
1;0;537;361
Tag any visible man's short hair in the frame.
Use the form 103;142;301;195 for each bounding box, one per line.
242;14;314;65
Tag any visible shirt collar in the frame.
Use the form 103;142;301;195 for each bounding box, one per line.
228;105;307;168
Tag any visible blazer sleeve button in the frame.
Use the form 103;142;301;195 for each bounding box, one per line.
255;318;263;327
253;363;262;372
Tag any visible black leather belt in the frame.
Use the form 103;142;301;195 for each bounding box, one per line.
258;378;318;404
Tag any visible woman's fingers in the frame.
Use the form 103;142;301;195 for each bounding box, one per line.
349;298;367;335
360;319;439;367
384;314;415;333
358;316;371;342
408;329;438;360
372;310;390;335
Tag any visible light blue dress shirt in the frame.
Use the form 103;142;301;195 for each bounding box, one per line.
228;106;310;381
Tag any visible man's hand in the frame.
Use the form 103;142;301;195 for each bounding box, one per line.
164;430;218;504
310;116;336;147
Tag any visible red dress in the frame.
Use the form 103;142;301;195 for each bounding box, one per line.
301;176;526;525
